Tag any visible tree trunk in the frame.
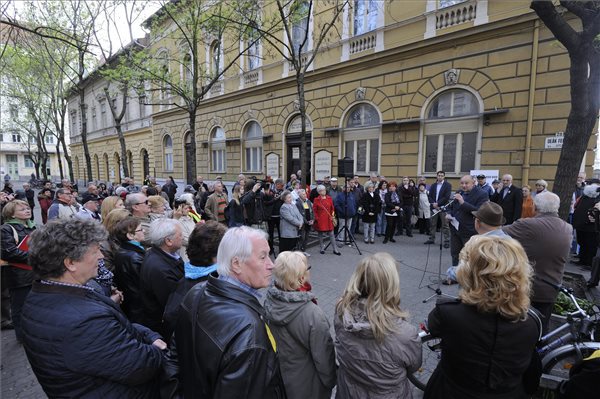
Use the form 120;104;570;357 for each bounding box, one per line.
56;143;64;180
105;86;129;178
296;73;309;188
79;88;92;183
188;107;197;184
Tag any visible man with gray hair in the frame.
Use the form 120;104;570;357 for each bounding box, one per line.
175;226;286;398
503;192;572;333
139;218;184;337
125;193;152;241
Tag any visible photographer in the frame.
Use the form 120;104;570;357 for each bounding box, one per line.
242;181;266;228
268;179;285;255
573;183;600;266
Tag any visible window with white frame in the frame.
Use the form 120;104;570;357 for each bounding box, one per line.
157;51;170;105
182;53;193;90
139;95;147;118
243;121;263;172
211;126;226;172
343;103;380;175
24;155;34;168
70;110;78;134
164;135;173;171
423;89;480;174
91;107;97;130
353;0;378;36
44;135;54;144
439;0;466;9
210;40;221;76
100;101;107;127
291;1;309;55
12;133;21;143
9;104;18;119
247;25;261;70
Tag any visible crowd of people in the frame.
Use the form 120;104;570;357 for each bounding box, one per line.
0;170;597;399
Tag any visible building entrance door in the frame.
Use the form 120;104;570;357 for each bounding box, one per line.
286;138;311;186
142;150;150;179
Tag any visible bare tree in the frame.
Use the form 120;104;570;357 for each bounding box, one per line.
531;0;600;218
131;0;266;183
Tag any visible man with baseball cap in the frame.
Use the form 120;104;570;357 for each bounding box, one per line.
476;174;494;198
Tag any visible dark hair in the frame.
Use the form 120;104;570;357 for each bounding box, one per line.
113;217;142;243
437;171;445;175
28;219;107;279
146;187;158;196
377;180;388;190
187;221;227;266
418;183;427;189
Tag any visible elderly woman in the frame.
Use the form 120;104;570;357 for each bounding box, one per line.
533;179;548;197
112;217;147;324
20;219;165;398
279;190;304;252
1;200;35;343
360;181;381;244
521;185;535;218
383;181;402;243
147;195;168;220
375;180;388;236
313;184;341;255
335;252;422;398
264;252;336;399
424;236;541;399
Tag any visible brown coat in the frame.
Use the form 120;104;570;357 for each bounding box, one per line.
503;213;572;303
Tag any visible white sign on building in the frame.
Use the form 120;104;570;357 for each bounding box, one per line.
545;132;564;149
314;150;332;181
266;153;280;180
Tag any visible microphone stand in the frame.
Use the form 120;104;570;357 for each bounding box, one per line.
423;198;457;303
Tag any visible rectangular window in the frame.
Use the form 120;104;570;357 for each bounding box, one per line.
353;0;378;36
344;138;379;175
461;132;477;172
439;0;465;9
6;154;17;163
165;153;173;172
441;134;457;172
424;135;439;173
9;105;18;119
24;155;34;168
212;149;225;172
139;96;146;118
245;146;262;172
91;107;97;130
100;102;107;127
12;133;21;143
70;111;78;134
45;135;54;144
0;134;3;142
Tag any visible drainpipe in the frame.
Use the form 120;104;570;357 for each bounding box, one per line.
522;20;540;186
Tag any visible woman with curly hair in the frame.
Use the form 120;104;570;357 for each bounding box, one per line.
334;252;421;398
424;236;542;399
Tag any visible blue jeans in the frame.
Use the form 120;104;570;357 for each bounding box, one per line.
376;209;387;235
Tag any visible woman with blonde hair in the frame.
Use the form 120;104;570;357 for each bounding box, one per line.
263;251;336;399
521;185;535;218
227;184;245;227
147;195;168;220
334;252;422;399
100;195;125;222
424;236;541;399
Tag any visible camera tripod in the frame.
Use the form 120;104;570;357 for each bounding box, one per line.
324;176;361;255
423;200;456;303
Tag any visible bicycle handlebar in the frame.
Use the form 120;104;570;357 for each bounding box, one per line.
540;278;587;318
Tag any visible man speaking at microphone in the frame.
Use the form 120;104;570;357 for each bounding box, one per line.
446;175;489;267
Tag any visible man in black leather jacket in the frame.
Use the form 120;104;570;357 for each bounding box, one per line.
175;226;287;399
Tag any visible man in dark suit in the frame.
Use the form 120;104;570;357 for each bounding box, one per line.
425;171;452;247
446;175;489;266
491;174;523;224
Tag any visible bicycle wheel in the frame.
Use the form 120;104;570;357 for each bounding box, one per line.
408;334;442;391
542;342;600;380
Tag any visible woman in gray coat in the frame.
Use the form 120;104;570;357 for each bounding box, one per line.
279;190;303;252
264;251;337;399
335;252;422;399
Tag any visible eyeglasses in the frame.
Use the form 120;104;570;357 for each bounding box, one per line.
307;265;312;271
134;228;144;233
135;200;149;205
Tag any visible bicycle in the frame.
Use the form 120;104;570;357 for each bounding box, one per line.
408;282;600;391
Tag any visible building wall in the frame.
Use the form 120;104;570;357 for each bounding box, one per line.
69;0;597;189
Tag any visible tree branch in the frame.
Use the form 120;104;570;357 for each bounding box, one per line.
531;0;580;51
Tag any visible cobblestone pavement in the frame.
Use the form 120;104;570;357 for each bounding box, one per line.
1;181;597;398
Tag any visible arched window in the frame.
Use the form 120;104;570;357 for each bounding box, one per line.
243;121;263;172
103;153;110;181
211;126;226;172
164;135;173;171
343;103;380;175
140;149;150;179
423;89;481;174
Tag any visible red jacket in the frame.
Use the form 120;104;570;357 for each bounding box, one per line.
313;195;335;232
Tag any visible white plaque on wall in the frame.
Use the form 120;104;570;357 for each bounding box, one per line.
314;150;332;181
266;153;280;179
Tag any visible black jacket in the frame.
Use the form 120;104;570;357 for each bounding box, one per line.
227;199;245;227
491;185;523;224
113;241;146;324
1;222;35;289
242;190;265;224
447;186;489;235
139;247;184;337
360;192;382;223
175;275;287;399
21;281;163;398
384;191;402;215
428;181;452;208
399;185;418;207
424;299;539;399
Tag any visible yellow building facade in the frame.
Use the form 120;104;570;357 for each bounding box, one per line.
70;0;595;188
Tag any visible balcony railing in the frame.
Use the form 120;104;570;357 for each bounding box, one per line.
349;32;377;55
436;0;477;29
243;70;259;85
